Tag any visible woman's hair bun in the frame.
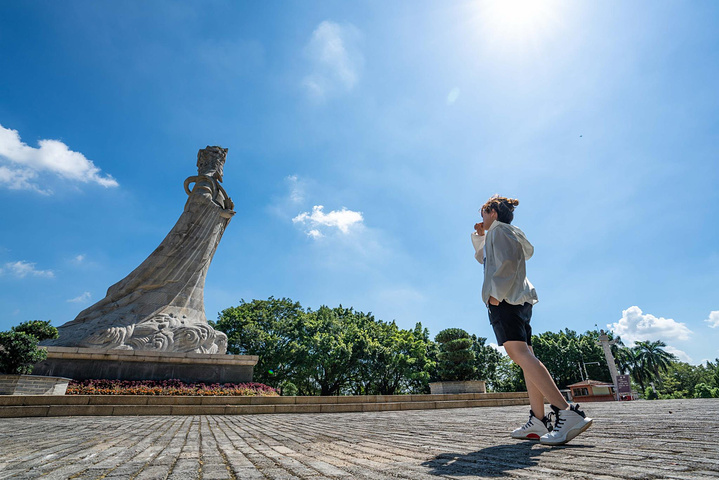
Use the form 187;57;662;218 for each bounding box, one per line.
481;195;520;224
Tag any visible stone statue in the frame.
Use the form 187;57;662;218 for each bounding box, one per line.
43;146;234;354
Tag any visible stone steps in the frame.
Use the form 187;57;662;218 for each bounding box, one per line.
0;392;529;417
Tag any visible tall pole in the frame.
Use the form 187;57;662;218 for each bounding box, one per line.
597;329;619;400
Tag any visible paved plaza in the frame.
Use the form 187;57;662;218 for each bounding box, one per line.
1;398;718;479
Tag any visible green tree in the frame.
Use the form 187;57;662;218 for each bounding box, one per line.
470;335;503;388
211;297;306;390
12;320;58;340
350;321;435;395
710;359;719;387
530;329;611;389
693;383;718;398
615;344;650;391
292;305;367;396
398;323;436;393
0;320;58;374
644;386;658;400
657;360;716;398
490;355;525;392
435;328;475;381
214;298;438;396
634;340;676;387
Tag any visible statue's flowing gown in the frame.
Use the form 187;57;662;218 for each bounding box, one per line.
44;178;233;353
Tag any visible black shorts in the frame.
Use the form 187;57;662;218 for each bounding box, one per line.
487;301;533;346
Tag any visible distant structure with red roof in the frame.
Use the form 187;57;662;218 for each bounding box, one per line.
567;379;616;402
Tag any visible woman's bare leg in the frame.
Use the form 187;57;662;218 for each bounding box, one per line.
503;341;569;410
524;377;545;418
523;346;547;417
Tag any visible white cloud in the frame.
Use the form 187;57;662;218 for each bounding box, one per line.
268;174;313;220
293;205;364;237
67;291;91;303
664;346;692;363
0;124;118;193
608;306;692;345
705;310;719;328
302;20;363;100
0;164;47;194
1;260;54;278
447;87;460;105
286;175;305;204
73;254;86;264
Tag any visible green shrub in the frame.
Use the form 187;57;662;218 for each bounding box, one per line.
12;320;59;340
441;337;472;352
644;386;658;400
435;328;475;381
0;320;58;375
694;383;719;398
438;349;474;364
658;390;690;400
278;380;299;396
435;328;469;344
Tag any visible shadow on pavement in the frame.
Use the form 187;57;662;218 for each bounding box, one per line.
421;441;595;477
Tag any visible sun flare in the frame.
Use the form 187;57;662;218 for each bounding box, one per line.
478;0;561;44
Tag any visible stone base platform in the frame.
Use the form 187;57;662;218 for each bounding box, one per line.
32;347;258;384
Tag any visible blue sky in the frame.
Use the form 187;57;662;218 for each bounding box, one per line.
1;1;717;366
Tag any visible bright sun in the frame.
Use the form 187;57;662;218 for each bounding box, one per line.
478;0;561;44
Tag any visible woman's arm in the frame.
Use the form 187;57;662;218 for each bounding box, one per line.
471;231;486;264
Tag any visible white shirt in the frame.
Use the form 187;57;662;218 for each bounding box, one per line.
471;220;538;306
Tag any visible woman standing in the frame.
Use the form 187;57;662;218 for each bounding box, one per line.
471;195;592;445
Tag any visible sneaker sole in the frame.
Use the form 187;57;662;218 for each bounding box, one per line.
539;418;593;446
511;433;542;440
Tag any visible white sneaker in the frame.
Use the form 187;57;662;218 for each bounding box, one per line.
511;410;552;440
539;404;592;446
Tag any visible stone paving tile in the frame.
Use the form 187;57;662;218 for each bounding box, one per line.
1;399;719;479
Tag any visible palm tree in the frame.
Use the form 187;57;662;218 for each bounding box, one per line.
634;340;676;387
615;345;649;391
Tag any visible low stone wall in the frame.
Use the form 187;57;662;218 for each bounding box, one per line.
0;391;531;417
0;375;71;395
429;380;486;394
32;347;258;384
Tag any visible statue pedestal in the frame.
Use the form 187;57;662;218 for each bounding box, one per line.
33;347;258;384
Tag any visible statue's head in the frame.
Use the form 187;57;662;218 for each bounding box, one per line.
197;146;228;181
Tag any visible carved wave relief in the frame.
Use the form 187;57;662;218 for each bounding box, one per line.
82;315;228;353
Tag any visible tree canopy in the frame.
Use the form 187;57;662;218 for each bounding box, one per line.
0;320;58;375
211;297;436;395
211;297;716;399
530;329;613;389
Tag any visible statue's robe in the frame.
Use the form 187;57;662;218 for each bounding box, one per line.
43;176;233;353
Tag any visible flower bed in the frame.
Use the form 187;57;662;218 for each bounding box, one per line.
66;379;278;396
